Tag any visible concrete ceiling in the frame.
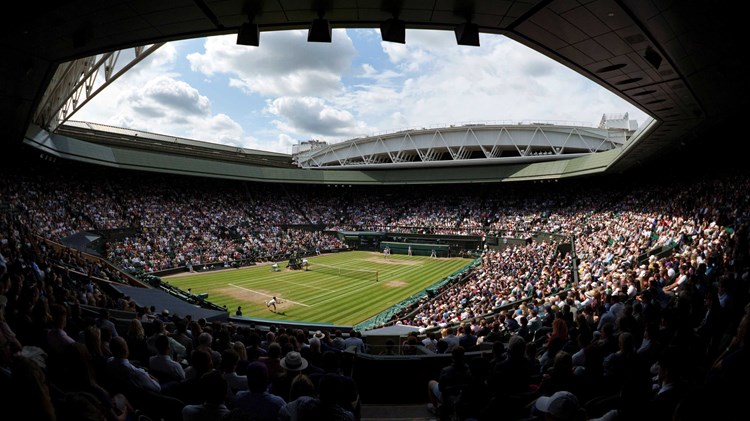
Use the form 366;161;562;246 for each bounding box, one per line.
1;0;745;174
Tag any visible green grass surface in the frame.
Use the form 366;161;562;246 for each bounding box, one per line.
163;251;472;326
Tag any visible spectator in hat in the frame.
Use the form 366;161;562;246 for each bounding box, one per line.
534;390;585;421
272;351;310;402
158;309;171;323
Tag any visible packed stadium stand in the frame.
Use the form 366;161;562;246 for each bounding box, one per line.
1;2;749;421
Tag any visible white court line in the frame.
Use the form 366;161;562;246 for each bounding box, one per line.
278;279;338;292
228;283;310;307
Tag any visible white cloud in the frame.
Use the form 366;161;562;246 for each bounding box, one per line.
187;30;356;97
125;76;211;118
361;63;377;77
74;28;649;154
337;30;649;131
75;54;254;149
189;114;244;146
266;97;371;138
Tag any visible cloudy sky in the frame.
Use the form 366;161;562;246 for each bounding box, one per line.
74;28;649;154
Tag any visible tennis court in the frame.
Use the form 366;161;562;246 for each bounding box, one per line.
163;250;472;325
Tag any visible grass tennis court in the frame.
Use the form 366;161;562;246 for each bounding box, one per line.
162;251;472;326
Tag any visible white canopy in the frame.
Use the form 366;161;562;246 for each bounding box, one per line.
359;324;422;337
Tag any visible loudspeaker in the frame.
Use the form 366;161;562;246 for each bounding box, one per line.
380;18;405;44
237;23;260;46
455;22;479;46
308;18;332;43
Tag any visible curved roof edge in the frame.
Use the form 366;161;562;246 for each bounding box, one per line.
24;124;630;185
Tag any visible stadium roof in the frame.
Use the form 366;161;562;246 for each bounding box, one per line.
2;1;746;182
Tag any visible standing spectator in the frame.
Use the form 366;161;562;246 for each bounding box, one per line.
344;329;365;354
422;331;438;352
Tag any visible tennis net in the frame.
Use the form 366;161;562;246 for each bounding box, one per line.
312;263;379;282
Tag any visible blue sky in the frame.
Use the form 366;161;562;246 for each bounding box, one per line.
75;28;649;154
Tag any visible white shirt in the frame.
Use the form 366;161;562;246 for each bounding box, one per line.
149;354;185;381
223;371;248;393
182;403;230;421
676;274;688;285
107;357;161;393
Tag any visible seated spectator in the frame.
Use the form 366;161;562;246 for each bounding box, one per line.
193;331;219;365
181;370;231;421
222;347;249;396
272;351;310;403
45;303;75;356
234;361;285;420
315;373;356;421
125;318;149;366
427;346;473;417
533;390;585;421
278;373;319;421
96;308;119;338
106;336;161;394
148;334;186;384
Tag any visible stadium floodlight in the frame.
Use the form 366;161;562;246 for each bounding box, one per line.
380;18;405;44
455;22;480;46
237;23;260;46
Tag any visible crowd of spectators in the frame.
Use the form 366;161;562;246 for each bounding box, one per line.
2;157;750;420
405;240;571;328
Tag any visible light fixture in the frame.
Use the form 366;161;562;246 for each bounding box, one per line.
380;18;405;44
455;22;479;46
236;22;260;46
644;45;663;70
308;13;331;43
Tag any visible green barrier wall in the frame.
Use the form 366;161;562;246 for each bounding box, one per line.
379;241;450;257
